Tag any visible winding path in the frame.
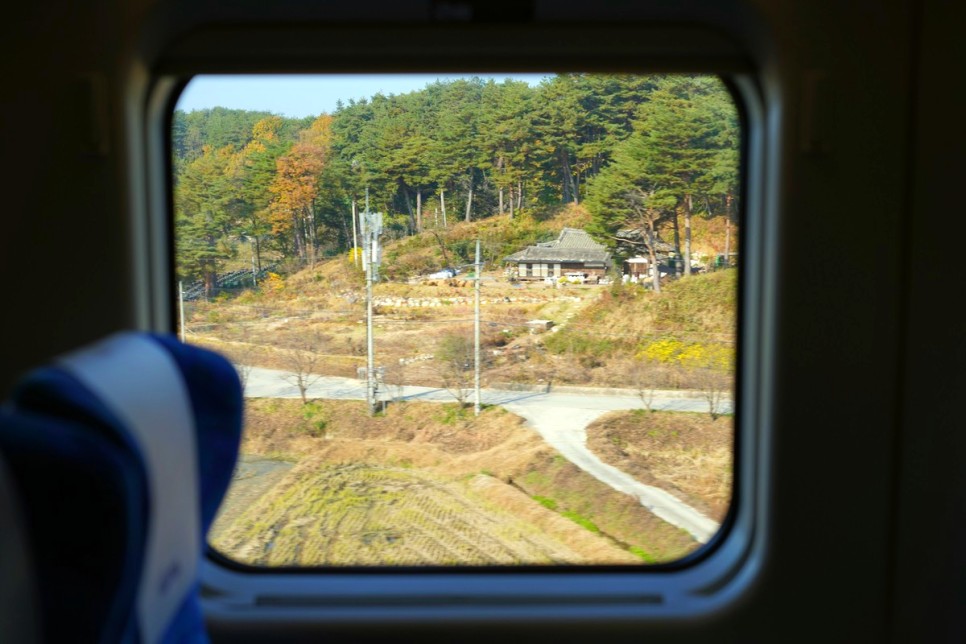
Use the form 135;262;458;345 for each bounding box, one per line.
243;366;730;544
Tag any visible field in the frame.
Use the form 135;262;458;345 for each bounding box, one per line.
208;399;706;566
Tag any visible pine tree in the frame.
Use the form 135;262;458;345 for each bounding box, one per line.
175;145;238;297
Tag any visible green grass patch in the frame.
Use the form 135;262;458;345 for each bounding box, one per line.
628;546;656;563
561;510;600;534
532;495;558;511
436;403;470;425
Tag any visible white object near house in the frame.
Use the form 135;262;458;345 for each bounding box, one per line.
526;319;555;332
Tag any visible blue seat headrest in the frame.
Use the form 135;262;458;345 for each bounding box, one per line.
0;332;243;644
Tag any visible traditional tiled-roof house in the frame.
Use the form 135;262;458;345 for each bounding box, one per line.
504;228;612;282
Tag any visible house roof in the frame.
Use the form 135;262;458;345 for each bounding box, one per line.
504;228;612;264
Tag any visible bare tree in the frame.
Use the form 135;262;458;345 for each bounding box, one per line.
383;357;409;403
434;332;474;407
281;332;326;404
630;358;657;412
679;345;733;421
695;367;730;421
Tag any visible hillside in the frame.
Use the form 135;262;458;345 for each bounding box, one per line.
195;206;736;567
184;205;736;393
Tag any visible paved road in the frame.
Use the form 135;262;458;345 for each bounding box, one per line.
243;366;730;544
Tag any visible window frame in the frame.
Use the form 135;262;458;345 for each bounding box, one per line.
137;11;775;630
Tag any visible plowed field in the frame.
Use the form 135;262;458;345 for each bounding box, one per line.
213;461;635;566
208;399;699;566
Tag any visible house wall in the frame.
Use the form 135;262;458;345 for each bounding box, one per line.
515;262;607;281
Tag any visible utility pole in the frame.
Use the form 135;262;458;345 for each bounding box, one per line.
363;187;382;417
351;198;360;268
474;239;481;417
366;241;375;415
178;281;186;342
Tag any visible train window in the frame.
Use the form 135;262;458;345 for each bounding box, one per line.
171;72;741;569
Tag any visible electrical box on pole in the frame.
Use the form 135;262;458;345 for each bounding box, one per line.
362;211;383;281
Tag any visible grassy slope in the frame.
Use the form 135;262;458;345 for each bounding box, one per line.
210;399;697;566
585;409;733;521
540;268;738;387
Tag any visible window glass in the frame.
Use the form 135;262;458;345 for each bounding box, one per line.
172;73;739;566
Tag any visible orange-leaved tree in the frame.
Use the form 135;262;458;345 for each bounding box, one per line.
268;115;333;265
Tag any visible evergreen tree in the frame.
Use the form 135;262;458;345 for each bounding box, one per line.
174;145;238;296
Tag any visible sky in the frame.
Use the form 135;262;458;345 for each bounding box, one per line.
175;73;551;118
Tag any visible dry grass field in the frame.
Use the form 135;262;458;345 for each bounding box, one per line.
208;399;702;567
585;409;733;521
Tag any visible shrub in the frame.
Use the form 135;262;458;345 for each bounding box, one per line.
300;401;329;437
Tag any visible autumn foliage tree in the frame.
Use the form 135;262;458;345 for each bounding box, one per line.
268;115;333;265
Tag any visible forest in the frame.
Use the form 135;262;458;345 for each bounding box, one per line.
173;74;740;295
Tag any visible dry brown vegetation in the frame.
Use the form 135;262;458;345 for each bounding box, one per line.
585;410;733;521
209;399;699;566
184;205;737;395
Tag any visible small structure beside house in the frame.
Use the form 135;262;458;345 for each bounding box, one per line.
504;228;612;283
623;256;652;282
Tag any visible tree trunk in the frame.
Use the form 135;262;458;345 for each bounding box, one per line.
724;215;731;268
517;181;523;210
401;183;416;234
464;170;474;222
292;211;304;261
416;189;422;232
508;185;514;219
559;149;573;203
340;213;350;255
204;265;216;300
499;187;504;215
647;219;661;294
684;193;693;276
440;188;447;227
304;209;317;266
250;246;258;287
671;210;681;261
